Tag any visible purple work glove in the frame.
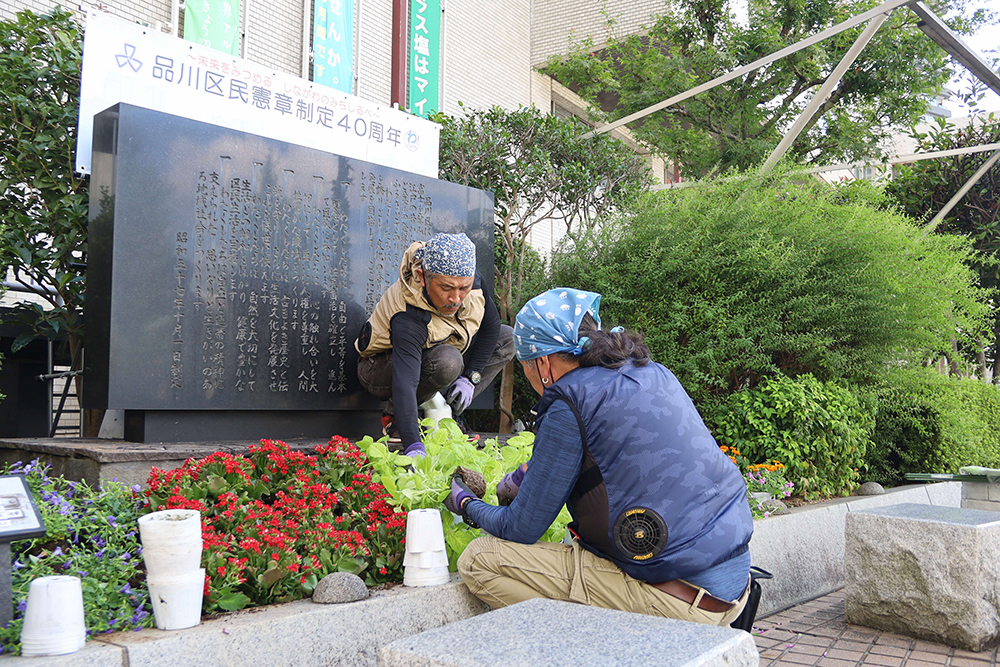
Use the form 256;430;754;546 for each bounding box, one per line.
443;376;475;416
497;463;527;506
404;442;426;459
443;471;479;521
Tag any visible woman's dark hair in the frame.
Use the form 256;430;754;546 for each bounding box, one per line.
557;313;651;369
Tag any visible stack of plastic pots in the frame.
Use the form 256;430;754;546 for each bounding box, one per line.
402;508;450;586
20;575;86;656
137;509;205;630
419;392;453;429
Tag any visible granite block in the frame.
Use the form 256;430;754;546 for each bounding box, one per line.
378;598;759;667
846;503;1000;651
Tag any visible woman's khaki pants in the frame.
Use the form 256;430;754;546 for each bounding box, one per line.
458;535;749;626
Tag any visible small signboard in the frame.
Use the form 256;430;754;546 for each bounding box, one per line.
0;476;47;542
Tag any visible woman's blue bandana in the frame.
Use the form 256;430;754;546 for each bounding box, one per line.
514;289;602;361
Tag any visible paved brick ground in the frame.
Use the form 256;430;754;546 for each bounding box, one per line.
754;589;999;667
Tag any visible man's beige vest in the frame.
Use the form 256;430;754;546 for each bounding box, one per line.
355;241;486;358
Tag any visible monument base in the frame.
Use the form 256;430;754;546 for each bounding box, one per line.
122;410;382;444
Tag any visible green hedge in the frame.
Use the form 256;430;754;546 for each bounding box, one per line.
709;374;873;499
551;172;988;404
866;368;1000;486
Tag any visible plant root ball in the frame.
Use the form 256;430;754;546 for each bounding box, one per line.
454;466;487;497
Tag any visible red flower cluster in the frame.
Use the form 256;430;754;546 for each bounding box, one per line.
145;437;407;613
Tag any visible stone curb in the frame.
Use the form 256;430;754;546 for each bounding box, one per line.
1;576;488;667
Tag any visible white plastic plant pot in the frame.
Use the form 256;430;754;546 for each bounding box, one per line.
404;508;447;553
402;508;450;586
403;565;450;587
147;568;206;631
420;392;453;429
138;509;203;577
20;576;86;657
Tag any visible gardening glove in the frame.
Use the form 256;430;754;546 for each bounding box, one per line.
443;376;475;416
497;463;527;506
444;472;480;527
404;442;426;459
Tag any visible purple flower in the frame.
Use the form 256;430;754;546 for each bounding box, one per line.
62;562;71;570
120;552;131;561
12;561;24;570
107;516;118;527
96;549;105;560
120;583;132;595
77;570;89;577
52;547;63;557
16;600;26;613
131;484;142;494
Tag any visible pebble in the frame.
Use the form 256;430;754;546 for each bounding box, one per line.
312;572;369;604
857;481;885;496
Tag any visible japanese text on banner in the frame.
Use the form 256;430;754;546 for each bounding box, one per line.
407;0;440;118
183;0;241;56
312;0;354;93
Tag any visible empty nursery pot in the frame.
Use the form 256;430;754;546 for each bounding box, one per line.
20;576;86;657
138;509;203;576
147;568;206;631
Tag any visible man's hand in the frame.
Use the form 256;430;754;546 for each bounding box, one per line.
444;471;480;518
497;463;527;506
443;376;475;415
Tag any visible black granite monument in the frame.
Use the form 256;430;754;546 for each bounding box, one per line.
86;104;495;443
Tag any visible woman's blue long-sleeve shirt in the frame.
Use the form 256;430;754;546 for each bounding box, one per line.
464;401;581;543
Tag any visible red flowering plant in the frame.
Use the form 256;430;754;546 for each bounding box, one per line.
145;437;407;613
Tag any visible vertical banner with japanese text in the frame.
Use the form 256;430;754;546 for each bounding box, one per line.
407;0;440;118
184;0;242;56
312;0;354;92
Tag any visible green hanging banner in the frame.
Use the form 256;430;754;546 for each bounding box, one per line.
407;0;440;118
184;0;242;56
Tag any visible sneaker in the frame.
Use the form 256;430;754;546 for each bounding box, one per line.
381;413;402;444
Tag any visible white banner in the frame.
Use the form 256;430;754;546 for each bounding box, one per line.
77;10;439;177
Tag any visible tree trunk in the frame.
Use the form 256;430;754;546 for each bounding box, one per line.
993;320;1000;386
498;361;515;434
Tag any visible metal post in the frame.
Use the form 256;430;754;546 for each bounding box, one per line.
171;0;180;36
390;0;408;107
581;0;912;138
302;0;312;80
241;0;252;59
909;1;1000;98
926;147;1000;232
353;0;362;96
761;11;891;172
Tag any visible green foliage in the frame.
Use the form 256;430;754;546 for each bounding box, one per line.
544;0;993;175
552;170;990;402
359;423;570;569
0;461;153;655
711;374;873;499
0;8;88;353
885;113;1000;381
866;367;1000;486
432;104;650;322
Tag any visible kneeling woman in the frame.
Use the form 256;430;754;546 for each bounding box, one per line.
446;288;753;626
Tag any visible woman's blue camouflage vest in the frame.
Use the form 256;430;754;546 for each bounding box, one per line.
535;361;753;583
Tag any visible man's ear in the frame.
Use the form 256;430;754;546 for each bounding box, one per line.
414;267;426;287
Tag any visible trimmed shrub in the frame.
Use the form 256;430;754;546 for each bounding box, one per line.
551;171;989;404
710;374;874;499
866;368;1000;486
